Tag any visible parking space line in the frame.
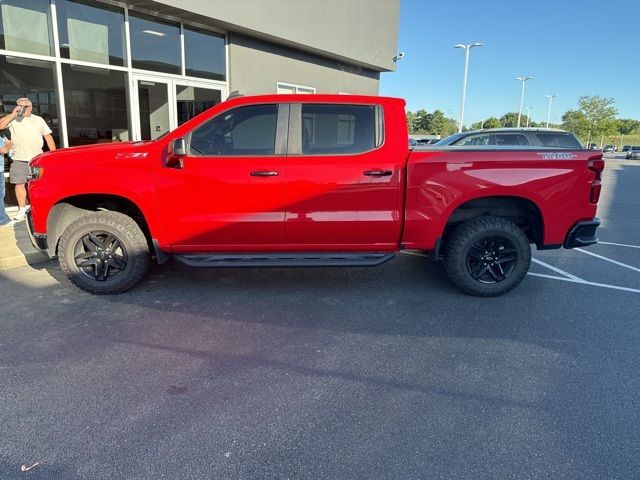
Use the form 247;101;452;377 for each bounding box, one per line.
575;248;640;273
527;272;575;281
527;273;640;294
599;241;640;249
531;258;584;281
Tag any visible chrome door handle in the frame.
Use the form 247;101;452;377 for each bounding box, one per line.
250;170;279;177
363;169;393;177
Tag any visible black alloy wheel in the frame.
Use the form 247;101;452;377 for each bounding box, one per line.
58;211;150;294
465;235;517;284
444;216;531;296
73;230;129;282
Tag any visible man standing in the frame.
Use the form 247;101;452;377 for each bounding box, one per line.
0;134;14;227
0;98;56;222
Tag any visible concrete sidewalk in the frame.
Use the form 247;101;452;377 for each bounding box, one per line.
0;210;50;271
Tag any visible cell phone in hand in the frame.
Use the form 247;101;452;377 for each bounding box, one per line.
17;106;26;117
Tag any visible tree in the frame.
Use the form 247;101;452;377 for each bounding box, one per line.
617;119;640;135
426;110;457;136
471;117;502;129
561;110;590;140
577;95;618;143
413;109;429;133
406;111;416;134
499;112;521;128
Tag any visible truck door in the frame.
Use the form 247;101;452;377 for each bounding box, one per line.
284;103;402;249
155;103;288;251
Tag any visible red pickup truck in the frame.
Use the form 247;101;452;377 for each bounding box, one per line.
26;94;603;296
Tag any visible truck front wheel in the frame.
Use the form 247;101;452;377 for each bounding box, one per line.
444;216;531;296
58;211;150;294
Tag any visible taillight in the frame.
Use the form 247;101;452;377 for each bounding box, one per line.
588;157;604;204
590;181;601;203
588;158;605;181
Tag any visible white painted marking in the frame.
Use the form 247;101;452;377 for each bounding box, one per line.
527;273;640;294
527;272;575;281
531;258;584;281
575;248;640;273
599;241;640;249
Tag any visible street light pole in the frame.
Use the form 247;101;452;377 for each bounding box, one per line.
545;94;557;128
515;76;533;128
455;42;483;133
525;106;533;127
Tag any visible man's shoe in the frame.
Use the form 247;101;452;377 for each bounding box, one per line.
14;207;29;222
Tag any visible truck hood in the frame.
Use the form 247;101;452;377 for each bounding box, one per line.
32;141;157;166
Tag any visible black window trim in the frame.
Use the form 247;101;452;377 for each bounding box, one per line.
288;102;385;157
185;102;289;157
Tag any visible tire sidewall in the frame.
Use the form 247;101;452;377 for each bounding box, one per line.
59;213;149;294
445;218;531;296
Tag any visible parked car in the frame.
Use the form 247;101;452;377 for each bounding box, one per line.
603;145;616;153
587;143;600;150
625;146;640;159
25;94;603;297
622;145;632;152
434;128;583;149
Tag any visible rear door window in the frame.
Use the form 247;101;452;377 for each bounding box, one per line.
301;104;377;155
536;133;582;148
494;134;531;146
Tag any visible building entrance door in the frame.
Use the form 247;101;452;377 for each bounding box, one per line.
131;74;224;141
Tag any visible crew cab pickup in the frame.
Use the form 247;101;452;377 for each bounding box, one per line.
26;94;603;296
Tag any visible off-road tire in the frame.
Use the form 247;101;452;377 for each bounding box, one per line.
58;211;150;294
444;216;531;296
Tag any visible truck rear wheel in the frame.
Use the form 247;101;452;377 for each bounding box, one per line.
444;216;531;296
58;211;150;294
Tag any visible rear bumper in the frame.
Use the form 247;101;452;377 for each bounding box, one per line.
26;209;50;253
563;218;600;249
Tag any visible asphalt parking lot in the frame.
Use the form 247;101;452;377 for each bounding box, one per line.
1;155;639;479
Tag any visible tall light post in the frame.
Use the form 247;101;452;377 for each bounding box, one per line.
515;76;533;128
455;42;483;133
545;94;557;128
525;106;533;127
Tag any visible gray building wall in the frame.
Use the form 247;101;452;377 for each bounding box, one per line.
228;34;380;96
125;0;400;71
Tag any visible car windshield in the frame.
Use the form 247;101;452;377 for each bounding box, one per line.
433;132;469;146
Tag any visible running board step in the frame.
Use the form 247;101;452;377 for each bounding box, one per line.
174;252;395;268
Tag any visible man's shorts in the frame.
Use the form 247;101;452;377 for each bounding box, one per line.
9;160;30;184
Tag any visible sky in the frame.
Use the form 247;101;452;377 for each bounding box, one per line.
379;0;640;127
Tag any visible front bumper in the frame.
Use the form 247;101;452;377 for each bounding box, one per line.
564;218;600;249
26;209;49;252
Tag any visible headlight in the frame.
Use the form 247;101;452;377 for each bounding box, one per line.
28;166;45;180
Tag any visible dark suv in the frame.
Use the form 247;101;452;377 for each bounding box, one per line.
434;128;583;149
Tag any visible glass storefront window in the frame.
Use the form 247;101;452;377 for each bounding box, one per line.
56;0;126;67
61;64;130;146
1;54;58;207
184;27;226;81
129;12;180;75
0;0;53;56
175;85;221;126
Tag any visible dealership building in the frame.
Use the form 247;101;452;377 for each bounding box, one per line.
1;0;400;205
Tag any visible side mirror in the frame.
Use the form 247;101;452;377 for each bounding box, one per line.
172;138;186;156
166;138;186;168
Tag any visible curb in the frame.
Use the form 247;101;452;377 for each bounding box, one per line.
0;251;51;271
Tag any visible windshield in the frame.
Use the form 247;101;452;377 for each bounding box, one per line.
433;132;468;146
